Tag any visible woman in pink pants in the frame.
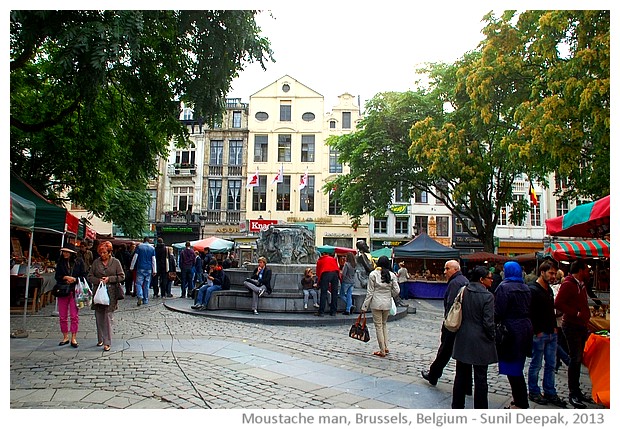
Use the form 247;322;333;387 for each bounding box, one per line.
54;243;86;348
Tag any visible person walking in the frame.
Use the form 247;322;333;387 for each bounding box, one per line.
339;252;356;315
421;259;469;386
527;260;567;407
242;256;272;315
555;260;593;409
179;241;195;298
154;238;168;298
360;255;400;357
315;251;340;317
495;261;533;409
88;241;125;352
451;266;498;409
130;237;157;306
54;243;86;348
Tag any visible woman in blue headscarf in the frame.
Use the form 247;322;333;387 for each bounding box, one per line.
494;261;533;409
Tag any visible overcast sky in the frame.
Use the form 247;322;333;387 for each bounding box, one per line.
227;5;492;110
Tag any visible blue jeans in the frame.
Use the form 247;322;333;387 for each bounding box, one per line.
339;282;354;312
135;269;152;303
197;284;221;306
527;332;558;396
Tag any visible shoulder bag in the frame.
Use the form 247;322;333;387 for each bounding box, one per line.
349;312;371;342
444;286;466;332
52;283;73;298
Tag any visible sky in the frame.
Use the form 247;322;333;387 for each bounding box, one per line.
227;5;491;110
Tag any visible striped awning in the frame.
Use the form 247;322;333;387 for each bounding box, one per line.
546;239;610;261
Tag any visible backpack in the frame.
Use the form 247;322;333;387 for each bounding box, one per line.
221;271;231;290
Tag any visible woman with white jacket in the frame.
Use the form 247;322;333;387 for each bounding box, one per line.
361;256;400;357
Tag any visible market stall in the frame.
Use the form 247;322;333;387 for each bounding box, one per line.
393;233;460;299
172;236;234;253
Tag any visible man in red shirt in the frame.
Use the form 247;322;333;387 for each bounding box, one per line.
315;251;340;316
554;260;593;409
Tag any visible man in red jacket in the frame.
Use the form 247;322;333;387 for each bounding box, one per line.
315;251;340;316
554;260;593;409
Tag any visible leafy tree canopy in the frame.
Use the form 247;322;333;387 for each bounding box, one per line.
10;10;273;237
326;10;609;251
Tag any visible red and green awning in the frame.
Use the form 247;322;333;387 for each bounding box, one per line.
546;195;610;238
546;239;610;261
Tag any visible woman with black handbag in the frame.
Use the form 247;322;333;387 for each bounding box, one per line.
54;243;86;348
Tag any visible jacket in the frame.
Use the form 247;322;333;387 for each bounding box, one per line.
361;268;400;312
443;271;469;317
528;280;557;334
54;257;87;289
88;256;126;313
452;281;498;365
250;266;272;293
316;255;340;283
341;261;356;284
301;274;317;290
494;262;533;362
155;243;168;270
131;242;156;273
179;247;195;269
555;274;591;327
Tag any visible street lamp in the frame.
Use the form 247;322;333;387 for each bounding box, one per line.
199;215;207;239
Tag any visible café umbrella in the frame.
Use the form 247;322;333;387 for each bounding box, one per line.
546;195;610;238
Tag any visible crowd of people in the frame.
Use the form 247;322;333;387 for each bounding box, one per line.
420;258;598;410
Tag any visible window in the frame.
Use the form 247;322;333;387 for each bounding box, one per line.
147;189;157;222
414;190;428;204
342;111;351;129
499;205;509;226
394;182;405;202
282;83;290;92
300;176;315;211
395;217;409;235
254;135;268;162
232;111;242;128
512;195;525;226
556;200;569;217
302;112;315;121
414;216;428;234
436;216;449;236
530;197;541;226
182;107;193;120
207;180;222;210
278;134;292;162
329;120;336;129
280;101;291;121
228;140;242;166
252;176;267;211
329;147;342;173
255;111;269;121
209;140;224;165
455;218;477;234
173;186;193;212
301;135;315;162
276;176;291;211
227;179;241;210
329;190;342;215
175;147;195;167
374;217;387;234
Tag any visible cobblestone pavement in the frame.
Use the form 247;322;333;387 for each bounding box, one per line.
10;286;601;411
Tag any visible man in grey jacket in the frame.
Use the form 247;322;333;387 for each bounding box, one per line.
421;259;469;385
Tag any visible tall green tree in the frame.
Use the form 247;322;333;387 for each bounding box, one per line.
10;10;273;237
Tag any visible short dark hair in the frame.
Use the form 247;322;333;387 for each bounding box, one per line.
538;260;557;275
471;265;489;283
143;237;150;242
570;259;588;274
157;237;163;244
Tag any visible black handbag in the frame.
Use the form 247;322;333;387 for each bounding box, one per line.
495;322;509;345
52;283;73;298
349;313;371;342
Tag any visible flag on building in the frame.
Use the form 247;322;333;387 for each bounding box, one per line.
299;169;308;190
246;169;259;188
272;164;283;184
529;183;538;206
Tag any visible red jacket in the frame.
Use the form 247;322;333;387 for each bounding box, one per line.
555;274;591;326
315;255;340;283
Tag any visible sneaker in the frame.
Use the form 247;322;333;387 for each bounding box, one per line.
544;394;567;408
528;392;548;405
313;303;320;308
421;371;437;386
198;305;207;310
191;304;201;309
253;309;259;315
137;298;142;306
304;303;308;309
569;395;587;409
577;392;595;404
395;299;409;307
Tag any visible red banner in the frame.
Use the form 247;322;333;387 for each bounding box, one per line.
249;219;278;233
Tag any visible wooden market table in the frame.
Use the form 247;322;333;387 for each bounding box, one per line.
583;333;610;408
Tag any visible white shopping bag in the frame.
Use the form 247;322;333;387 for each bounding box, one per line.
93;281;110;306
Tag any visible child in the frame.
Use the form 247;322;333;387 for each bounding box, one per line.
301;268;319;310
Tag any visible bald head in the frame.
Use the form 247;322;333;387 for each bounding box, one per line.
444;260;461;277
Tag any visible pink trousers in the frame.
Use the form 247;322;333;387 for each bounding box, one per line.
57;294;79;334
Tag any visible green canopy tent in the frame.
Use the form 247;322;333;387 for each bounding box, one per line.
10;192;36;337
370;247;393;260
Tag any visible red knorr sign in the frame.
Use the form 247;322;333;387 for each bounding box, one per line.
249;219;278;232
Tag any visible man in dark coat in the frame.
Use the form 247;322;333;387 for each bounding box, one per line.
154;238;168;298
421;259;469;386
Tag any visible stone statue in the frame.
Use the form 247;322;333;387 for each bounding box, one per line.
355;239;374;288
256;224;318;264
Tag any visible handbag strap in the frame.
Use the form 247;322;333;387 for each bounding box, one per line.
360;312;367;328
